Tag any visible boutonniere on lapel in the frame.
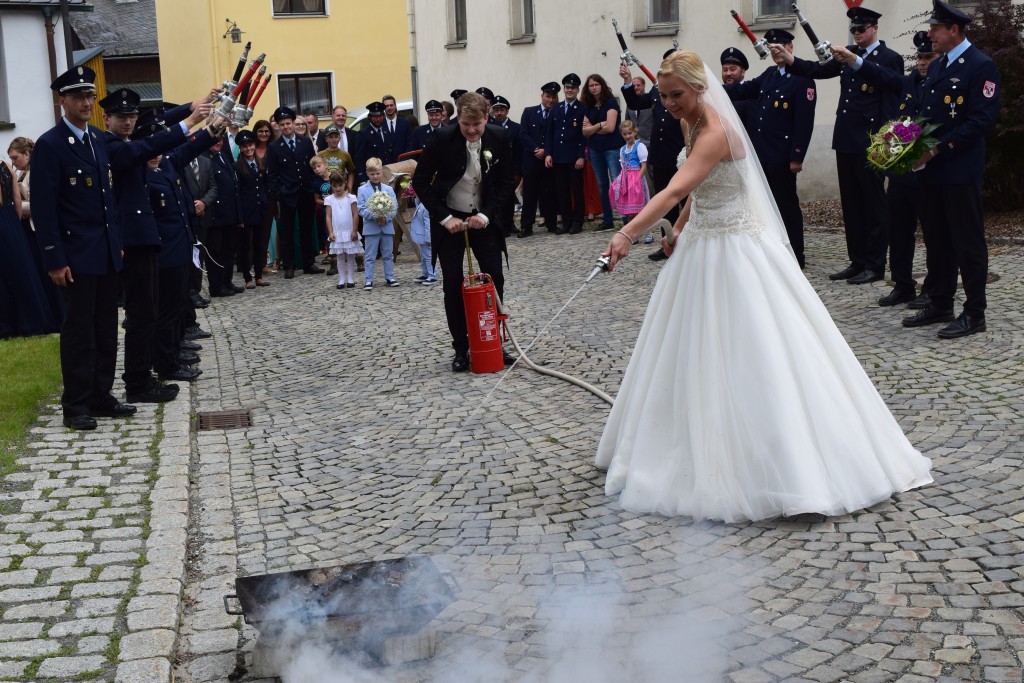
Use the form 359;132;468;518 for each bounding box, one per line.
482;149;496;174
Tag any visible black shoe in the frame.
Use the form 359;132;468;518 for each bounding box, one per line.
648;248;667;262
502;349;517;366
126;384;179;404
184;325;212;340
209;288;234;298
569;223;583;234
284;269;295;279
902;306;955;328
847;269;884;285
327;265;339;276
189;294;210;308
229;283;245;294
180;340;203;351
88;401;137;418
594;223;615;232
304;265;325;275
878;288;917;307
906;292;931;310
516;228;533;239
178;351;200;365
451;350;470;372
336;284;345;290
63;414;97;430
829;264;863;281
158;366;202;382
553;226;568;235
937;313;986;339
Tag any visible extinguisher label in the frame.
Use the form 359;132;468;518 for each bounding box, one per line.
478;310;498;342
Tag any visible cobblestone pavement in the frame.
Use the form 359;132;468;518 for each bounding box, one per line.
2;227;1022;683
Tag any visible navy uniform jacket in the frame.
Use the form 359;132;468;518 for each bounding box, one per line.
206;148;242;227
788;42;903;154
545;99;585;164
265;134;317;205
518;104;550;174
236;157;269;227
620;85;685;169
917;45;1000;186
147;162;194;269
355;125;395;182
726;66;816;166
412;123;443;151
495;118;522;177
32;120;120;276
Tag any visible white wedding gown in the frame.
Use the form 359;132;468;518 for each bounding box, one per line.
595;159;933;523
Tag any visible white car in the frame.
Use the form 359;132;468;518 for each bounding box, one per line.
345;100;415;133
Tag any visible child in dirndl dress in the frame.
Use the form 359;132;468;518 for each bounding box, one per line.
609;119;651;241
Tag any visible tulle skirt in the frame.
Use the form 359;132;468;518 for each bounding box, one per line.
609;167;650;216
595;229;933;522
329;238;364;256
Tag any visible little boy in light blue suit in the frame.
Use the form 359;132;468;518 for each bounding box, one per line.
409;199;436;284
356;157;399;290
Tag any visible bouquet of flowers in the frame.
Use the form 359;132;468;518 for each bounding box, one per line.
866;116;940;176
366;189;397;220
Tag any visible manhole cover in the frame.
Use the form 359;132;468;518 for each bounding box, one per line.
196;409;252;430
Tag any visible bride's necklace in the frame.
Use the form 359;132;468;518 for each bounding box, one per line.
684;104;705;156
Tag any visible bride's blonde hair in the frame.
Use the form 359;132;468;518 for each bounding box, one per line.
658;50;708;95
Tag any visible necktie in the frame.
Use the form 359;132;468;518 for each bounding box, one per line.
372;183;381;192
288;138;295;152
249;161;257;173
939;55;949;70
564;102;569;115
83;132;96;161
390;120;395;134
543;108;548;120
467;140;481;180
191;160;200;184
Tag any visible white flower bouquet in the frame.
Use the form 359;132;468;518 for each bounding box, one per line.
366;190;397;220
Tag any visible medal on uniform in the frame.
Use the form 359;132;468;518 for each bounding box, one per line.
944;95;951;104
69;177;77;186
774;101;779;108
85;177;93;187
956;96;964;105
783;102;789;109
861;84;867;92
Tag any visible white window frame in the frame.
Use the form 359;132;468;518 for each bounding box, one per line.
275;71;336;119
508;0;535;44
446;0;468;48
756;0;790;18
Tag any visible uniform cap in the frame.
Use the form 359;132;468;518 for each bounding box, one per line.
927;0;971;26
847;6;882;29
720;47;749;70
99;88;140;114
475;86;494;100
562;73;581;87
764;29;795;44
272;106;296;122
235;129;256;145
424;99;444;113
366;101;385;115
541;81;561;94
130;108;167;141
663;48;678;59
491;95;510;110
913;30;935;55
450;89;468;100
51;65;96;94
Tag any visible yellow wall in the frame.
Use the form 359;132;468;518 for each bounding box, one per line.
155;0;411;124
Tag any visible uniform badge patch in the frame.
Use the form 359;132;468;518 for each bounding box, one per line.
983;81;996;98
807;88;815;101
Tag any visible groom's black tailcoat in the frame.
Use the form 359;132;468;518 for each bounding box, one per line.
412;123;516;353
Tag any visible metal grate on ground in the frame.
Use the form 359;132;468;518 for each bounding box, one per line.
196;409;253;431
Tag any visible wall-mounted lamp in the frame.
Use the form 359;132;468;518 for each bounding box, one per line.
224;19;244;43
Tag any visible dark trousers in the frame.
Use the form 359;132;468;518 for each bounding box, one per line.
237;221;269;282
552;162;584;228
206;224;237;292
886;180;924;292
651;164;680;228
60;271;119;416
121;246;160;393
278;193;315;270
154;265;188;374
520;168;556;231
836;151;887;271
498;183;517;236
763;163;805;267
920;182;987;316
436;222;505;354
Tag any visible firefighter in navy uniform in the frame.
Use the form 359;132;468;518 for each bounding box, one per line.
842;31;940;308
726;29;816;268
32;66;133;430
776;6;903;285
619;49;687;260
412;100;446;150
490;95;521;237
901;0;1000;339
517;82;559;238
720;47;756;138
545;73;586;234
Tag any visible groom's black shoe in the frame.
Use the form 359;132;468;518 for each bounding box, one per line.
502;349;517;366
937;313;986;339
452;350;470;372
847;269;883;285
829;264;862;281
878;288;916;307
902;305;955;328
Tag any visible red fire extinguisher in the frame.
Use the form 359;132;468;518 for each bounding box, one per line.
461;232;507;374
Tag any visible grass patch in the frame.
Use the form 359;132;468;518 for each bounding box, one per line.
0;335;62;473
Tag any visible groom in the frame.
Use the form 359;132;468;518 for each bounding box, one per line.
412;92;517;372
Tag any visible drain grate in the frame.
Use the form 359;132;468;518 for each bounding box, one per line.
196;409;253;431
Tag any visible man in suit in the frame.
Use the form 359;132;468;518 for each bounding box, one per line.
382;94;412;160
412;99;445;150
305;113;323;150
776;5;903;284
32;66;134;430
619;50;687;260
205;135;244;297
545;73;586;234
412;92;517;372
726;29;816;268
355;102;394;184
623;77;653;147
489;95;522;237
901;0;1000;338
517;81;560;239
184;140;217;303
265;105;323;278
317;105;352;154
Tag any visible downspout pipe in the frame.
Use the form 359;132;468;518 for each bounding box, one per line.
407;0;418;116
42;7;61;123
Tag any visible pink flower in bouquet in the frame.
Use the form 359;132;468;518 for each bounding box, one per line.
402;186;416;199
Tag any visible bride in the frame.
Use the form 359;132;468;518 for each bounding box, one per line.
595;51;932;523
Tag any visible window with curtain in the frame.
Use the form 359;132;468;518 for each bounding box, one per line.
273;0;326;16
648;0;678;24
277;73;332;117
758;0;789;16
450;0;468;42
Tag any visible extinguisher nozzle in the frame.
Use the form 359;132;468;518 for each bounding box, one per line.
586;255;611;283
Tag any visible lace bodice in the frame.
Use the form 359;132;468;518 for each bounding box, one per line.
681;159;763;240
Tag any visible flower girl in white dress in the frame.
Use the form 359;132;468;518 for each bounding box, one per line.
595;51;932;523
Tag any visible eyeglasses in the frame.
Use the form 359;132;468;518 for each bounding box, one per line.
850;24;875;34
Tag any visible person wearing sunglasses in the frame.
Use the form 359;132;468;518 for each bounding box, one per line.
772;6;902;288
